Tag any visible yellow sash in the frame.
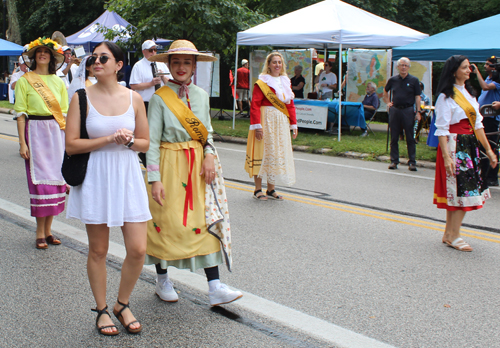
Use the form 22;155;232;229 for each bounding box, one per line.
22;72;65;130
255;79;290;119
453;86;477;132
155;86;209;145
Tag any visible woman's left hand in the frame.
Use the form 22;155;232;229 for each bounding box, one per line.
487;149;498;168
292;128;298;139
114;128;133;145
201;153;216;184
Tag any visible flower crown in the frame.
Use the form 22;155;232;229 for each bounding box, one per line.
26;37;64;54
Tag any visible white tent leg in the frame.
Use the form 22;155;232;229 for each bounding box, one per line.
338;43;342;141
232;45;239;129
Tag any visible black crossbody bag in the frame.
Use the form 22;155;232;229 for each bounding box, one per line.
61;89;89;186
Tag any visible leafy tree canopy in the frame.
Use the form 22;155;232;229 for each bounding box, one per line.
17;0;105;44
107;0;267;63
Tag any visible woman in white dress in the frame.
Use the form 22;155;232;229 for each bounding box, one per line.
65;41;151;336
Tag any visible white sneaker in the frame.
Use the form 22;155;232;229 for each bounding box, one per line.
208;283;243;306
155;277;179;302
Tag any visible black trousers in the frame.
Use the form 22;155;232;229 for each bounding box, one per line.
480;117;500;184
389;106;416;165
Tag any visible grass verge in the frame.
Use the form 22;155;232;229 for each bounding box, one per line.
0;101;14;109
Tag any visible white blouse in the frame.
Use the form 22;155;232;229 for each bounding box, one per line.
434;84;483;137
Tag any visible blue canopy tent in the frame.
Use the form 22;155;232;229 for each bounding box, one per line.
66;10;171;53
393;14;500;62
0;38;23;56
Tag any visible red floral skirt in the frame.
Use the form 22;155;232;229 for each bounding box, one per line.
433;119;490;211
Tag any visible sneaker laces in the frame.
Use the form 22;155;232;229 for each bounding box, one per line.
215;283;229;292
159;278;173;290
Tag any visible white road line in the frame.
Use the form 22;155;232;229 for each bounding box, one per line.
0;197;396;348
216;145;433;180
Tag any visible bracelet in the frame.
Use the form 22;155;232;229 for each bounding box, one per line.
124;137;135;148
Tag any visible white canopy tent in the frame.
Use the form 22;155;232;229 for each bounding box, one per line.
234;0;428;140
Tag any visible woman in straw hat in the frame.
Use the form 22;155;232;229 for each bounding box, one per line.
145;39;242;306
244;52;298;201
14;37;67;249
66;41;150;335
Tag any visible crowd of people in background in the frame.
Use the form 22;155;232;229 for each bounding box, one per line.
11;32;500;336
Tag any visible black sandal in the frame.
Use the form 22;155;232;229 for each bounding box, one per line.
113;300;142;334
253;189;268;201
266;189;284;201
91;305;119;336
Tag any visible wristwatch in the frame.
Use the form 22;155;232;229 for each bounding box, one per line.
125;137;134;148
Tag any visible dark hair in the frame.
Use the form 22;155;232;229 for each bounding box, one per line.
29;47;57;74
435;55;474;99
93;41;125;80
326;61;333;69
487;56;497;64
85;56;93;80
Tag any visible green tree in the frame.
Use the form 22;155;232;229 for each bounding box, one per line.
16;0;105;44
107;0;266;64
6;0;21;44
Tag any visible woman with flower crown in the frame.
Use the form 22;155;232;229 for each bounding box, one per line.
144;40;241;307
14;37;68;250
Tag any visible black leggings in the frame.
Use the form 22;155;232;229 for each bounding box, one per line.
155;263;219;282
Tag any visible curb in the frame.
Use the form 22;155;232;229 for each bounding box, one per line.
0;107;15;115
217;135;436;170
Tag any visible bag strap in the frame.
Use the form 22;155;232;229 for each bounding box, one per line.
76;89;89;139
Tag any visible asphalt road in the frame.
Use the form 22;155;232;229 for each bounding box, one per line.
1;112;500;348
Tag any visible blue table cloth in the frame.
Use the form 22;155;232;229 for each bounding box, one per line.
0;83;8;101
327;100;366;128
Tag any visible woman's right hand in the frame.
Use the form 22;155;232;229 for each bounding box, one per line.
443;154;456;176
19;143;29;160
255;129;263;140
151;181;165;206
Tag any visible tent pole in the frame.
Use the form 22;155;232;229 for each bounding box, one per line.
232;45;239;130
338;43;342;141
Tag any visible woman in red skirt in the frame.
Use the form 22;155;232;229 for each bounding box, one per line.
433;55;497;252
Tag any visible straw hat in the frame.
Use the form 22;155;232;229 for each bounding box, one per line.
148;39;217;63
22;37;65;69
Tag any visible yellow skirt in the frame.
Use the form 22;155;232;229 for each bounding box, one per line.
145;140;220;266
244;106;295;185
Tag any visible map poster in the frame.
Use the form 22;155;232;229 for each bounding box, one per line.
345;49;391;111
392;59;432;106
249;49;313;98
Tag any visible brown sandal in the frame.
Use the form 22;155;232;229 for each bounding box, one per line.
36;238;48;249
113;300;142;334
46;235;61;245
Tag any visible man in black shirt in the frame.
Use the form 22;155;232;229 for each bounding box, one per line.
383;57;422;171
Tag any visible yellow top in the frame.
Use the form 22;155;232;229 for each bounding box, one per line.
14;74;68;117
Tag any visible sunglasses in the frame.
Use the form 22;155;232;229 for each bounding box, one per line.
89;55;114;65
148;48;157;53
